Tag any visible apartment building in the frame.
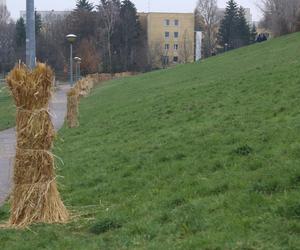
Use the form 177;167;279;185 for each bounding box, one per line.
139;12;195;67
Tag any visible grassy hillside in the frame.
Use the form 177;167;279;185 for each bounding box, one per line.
0;86;15;130
1;33;300;249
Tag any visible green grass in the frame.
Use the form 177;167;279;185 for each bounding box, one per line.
1;33;300;249
0;85;15;130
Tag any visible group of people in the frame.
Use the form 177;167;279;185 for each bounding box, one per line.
256;33;269;43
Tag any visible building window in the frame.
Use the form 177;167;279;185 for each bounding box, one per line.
174;32;179;38
174;19;179;26
164;19;170;26
174;44;179;50
165;32;170;38
173;56;179;62
165;44;170;50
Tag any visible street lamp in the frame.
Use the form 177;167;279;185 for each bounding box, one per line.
224;43;228;52
74;57;82;82
66;34;77;86
26;0;36;69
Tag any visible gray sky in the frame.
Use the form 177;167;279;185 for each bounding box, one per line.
7;0;262;21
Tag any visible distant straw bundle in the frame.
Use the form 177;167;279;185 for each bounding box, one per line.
85;76;94;91
65;76;96;128
66;87;79;128
6;63;69;228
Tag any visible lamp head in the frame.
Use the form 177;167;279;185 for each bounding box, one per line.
74;57;82;63
66;34;77;43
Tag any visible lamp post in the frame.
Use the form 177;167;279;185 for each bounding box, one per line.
74;57;82;82
66;34;77;86
26;0;36;69
224;43;228;52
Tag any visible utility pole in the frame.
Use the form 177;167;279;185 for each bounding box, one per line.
26;0;36;69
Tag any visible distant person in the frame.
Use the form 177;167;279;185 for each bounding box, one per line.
262;34;268;41
256;33;268;43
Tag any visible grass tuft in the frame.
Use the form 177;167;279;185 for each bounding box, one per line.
89;219;122;235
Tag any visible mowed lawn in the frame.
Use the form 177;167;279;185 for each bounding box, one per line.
1;33;300;249
0;85;15;131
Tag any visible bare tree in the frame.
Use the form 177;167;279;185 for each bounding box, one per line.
179;30;193;63
98;0;120;73
259;0;300;36
0;4;10;24
147;41;163;69
195;0;219;57
0;6;15;72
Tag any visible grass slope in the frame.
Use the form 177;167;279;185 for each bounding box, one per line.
0;86;15;130
1;33;300;249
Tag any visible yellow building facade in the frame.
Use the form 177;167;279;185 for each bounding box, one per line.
139;12;195;67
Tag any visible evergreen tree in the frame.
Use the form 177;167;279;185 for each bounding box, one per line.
235;7;251;47
35;12;42;36
250;24;257;43
15;17;26;47
76;0;94;12
218;0;239;49
118;0;140;71
15;14;42;48
218;0;251;49
68;0;97;40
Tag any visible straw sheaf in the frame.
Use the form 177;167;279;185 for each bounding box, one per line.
6;63;53;110
66;87;79;128
5;63;69;228
87;72;137;87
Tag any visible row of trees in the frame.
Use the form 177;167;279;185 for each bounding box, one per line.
195;0;257;57
259;0;300;36
0;0;147;75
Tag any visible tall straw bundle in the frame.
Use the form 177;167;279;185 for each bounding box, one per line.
85;76;94;91
79;79;89;97
6;63;69;228
66;87;79;128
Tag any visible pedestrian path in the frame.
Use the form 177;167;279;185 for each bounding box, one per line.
0;85;70;206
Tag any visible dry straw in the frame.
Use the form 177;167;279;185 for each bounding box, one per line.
6;63;69;228
66;87;79;128
65;76;95;128
65;72;135;129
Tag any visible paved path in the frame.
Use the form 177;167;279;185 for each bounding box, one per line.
0;85;70;206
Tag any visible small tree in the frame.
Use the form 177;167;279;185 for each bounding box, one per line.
147;41;162;69
179;30;193;63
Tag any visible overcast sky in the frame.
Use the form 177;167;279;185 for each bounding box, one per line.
7;0;262;21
